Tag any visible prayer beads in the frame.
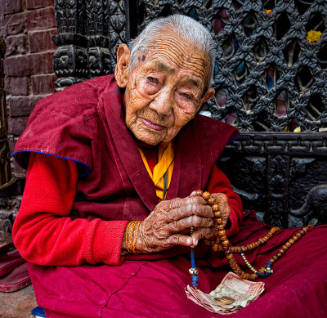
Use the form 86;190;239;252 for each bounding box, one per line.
190;190;312;282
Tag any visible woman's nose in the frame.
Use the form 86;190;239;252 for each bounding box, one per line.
149;88;173;117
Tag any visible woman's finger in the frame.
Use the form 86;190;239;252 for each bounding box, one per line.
164;204;213;224
164;215;214;234
191;227;216;246
166;234;193;247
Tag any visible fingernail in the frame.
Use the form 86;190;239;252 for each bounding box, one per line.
187;238;192;245
193;239;198;246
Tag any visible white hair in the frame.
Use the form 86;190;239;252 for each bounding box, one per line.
129;14;216;87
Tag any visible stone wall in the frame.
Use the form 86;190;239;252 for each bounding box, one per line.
0;0;57;178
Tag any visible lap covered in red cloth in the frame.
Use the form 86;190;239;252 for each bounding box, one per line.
28;213;327;318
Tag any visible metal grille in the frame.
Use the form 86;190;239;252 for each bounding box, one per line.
134;0;327;133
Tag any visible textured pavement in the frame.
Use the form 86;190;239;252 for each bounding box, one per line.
0;284;37;318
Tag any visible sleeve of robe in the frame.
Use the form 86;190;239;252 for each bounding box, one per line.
12;153;243;266
12;153;129;266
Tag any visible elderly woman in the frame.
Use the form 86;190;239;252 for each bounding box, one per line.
12;14;327;318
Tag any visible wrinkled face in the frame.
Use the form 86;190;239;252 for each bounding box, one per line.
115;30;214;146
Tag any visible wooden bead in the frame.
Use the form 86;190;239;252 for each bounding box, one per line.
225;248;231;254
233;247;242;253
214;211;222;218
212;204;219;211
220;235;227;242
207;197;215;205
216;218;223;224
218;230;225;236
231;261;239;268
212;244;219;252
222;240;229;247
202;191;211;200
250;274;257;280
195;190;203;196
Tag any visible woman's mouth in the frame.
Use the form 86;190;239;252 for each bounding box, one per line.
140;118;166;131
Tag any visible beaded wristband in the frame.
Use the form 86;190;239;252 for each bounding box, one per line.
126;221;137;254
131;221;141;254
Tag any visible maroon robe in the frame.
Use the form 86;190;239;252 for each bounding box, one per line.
13;75;327;318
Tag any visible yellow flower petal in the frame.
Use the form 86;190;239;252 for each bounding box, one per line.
306;30;322;44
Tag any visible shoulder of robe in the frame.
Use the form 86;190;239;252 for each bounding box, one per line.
13;75;116;171
28;75;114;127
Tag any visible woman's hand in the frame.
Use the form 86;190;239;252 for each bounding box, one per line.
134;196;214;254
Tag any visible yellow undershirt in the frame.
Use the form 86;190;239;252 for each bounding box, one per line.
138;142;174;200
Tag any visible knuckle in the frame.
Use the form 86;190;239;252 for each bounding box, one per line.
171;198;182;208
193;216;201;227
171;220;179;230
169;235;180;245
156;228;167;239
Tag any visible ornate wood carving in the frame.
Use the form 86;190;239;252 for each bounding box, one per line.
53;0;128;89
220;133;327;227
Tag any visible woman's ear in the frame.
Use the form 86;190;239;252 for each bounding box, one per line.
200;88;215;104
115;44;131;88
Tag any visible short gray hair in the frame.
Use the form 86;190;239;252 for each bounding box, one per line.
129;14;216;87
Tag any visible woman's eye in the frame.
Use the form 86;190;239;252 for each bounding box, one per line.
147;77;159;84
180;92;192;100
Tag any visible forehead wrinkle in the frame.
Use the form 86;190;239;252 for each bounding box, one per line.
146;34;210;89
152;36;208;66
151;48;207;78
152;36;188;51
151;45;185;67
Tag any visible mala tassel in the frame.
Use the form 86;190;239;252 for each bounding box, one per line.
189;226;199;287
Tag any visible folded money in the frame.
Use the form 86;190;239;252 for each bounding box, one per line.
185;272;265;315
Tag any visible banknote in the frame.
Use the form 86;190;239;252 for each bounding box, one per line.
185;272;265;314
